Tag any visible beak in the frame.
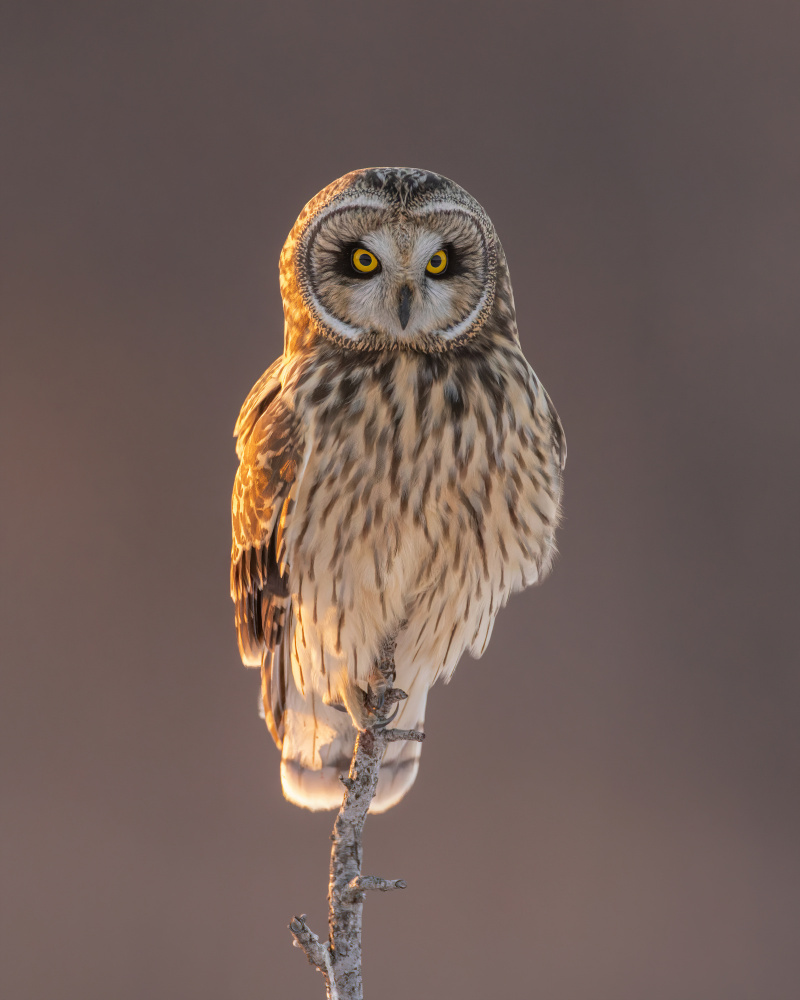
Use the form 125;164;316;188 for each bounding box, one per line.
397;284;413;330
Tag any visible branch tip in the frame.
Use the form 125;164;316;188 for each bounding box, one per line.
288;914;329;971
341;874;408;901
384;728;425;743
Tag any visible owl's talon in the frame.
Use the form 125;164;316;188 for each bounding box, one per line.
370;702;401;729
363;682;407;729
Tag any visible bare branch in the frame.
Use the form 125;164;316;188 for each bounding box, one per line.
288;667;424;998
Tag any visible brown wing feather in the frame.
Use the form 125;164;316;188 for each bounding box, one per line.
233;358;283;459
544;387;567;470
231;361;303;748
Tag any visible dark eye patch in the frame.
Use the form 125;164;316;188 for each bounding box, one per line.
427;243;465;280
327;241;382;280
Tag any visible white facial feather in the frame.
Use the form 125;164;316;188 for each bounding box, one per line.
307;205;488;343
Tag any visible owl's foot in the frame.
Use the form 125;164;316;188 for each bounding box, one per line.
364;685;407;729
370;701;401;730
344;630;408;730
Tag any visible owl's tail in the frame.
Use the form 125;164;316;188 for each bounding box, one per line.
261;624;427;813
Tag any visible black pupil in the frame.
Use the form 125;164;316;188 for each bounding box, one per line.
431;254;442;268
358;253;372;268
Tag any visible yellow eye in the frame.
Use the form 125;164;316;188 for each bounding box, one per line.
426;249;448;275
351;247;379;273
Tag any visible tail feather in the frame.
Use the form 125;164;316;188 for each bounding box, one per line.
268;663;427;813
279;682;355;810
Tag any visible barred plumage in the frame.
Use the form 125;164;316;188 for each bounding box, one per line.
231;168;565;811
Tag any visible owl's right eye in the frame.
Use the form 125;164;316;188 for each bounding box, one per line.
351;248;380;274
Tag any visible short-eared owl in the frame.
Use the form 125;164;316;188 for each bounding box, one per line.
231;168;565;812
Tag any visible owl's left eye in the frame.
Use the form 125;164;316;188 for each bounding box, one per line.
425;249;448;275
351;248;380;274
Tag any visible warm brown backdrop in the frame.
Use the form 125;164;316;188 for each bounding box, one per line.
2;3;798;998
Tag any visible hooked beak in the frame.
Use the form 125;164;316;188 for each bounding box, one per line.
397;284;413;330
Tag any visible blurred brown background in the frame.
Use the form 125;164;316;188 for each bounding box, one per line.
2;2;798;998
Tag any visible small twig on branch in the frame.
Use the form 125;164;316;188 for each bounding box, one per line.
342;876;407;903
289;914;329;969
384;728;425;743
288;679;424;1000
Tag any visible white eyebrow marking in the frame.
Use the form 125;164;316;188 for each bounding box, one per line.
407;201;474;218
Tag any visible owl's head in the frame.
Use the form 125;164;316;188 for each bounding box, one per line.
281;168;509;352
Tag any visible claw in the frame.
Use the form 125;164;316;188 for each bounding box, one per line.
371;702;401;729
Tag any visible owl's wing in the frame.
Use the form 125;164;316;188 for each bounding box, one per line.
231;359;303;748
544;387;567;470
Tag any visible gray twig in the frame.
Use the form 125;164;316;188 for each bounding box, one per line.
288;680;424;999
384;728;425;743
289;914;329;971
343;876;408;901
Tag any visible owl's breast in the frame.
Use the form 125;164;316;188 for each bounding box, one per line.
283;347;562;695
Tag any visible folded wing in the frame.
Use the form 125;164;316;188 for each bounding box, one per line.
230;360;302;747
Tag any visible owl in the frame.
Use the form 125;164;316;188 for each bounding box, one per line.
231;168;565;813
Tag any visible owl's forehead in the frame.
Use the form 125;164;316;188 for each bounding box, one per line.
339;166;467;209
299;167;491;234
315;195;478;227
313;199;477;241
